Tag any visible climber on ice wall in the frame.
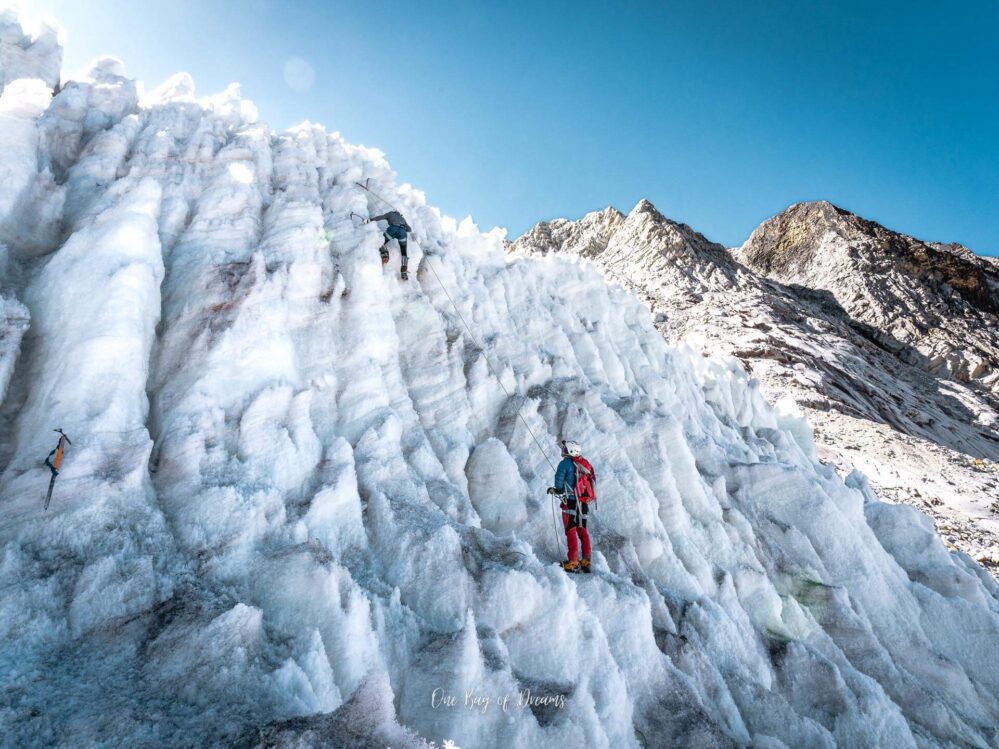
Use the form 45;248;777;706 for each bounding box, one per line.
366;209;412;280
548;439;597;573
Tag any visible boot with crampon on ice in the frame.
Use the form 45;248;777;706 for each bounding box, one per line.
380;247;389;265
580;558;592;573
561;560;581;573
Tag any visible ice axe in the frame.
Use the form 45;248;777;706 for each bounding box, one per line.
353;179;399;213
43;428;71;511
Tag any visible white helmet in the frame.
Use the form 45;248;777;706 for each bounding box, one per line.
561;439;582;457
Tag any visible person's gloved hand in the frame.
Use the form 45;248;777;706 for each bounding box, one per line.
546;487;558;495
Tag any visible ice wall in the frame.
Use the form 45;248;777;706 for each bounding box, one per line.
0;10;60;94
1;14;997;749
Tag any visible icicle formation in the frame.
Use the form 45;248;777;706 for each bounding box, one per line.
0;12;997;749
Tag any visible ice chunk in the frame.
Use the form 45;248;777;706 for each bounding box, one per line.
465;437;529;533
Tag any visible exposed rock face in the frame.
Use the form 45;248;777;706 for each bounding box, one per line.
737;201;999;388
512;200;999;573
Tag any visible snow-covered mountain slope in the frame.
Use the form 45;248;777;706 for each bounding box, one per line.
2;14;999;749
512;201;999;574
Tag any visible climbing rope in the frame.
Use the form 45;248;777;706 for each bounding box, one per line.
421;258;558;472
354;180;565;555
84;425;150;436
427;258;567;555
424;258;565;557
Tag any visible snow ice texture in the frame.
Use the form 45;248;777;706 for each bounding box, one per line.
1;12;998;749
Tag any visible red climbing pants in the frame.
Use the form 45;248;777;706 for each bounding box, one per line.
561;498;591;562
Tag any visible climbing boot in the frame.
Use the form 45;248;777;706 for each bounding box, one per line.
400;269;409;280
580;558;592;574
380;247;390;265
561;560;581;573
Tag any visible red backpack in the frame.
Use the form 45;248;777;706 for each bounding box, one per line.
572;456;597;503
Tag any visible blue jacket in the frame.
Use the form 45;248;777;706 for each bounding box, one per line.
554;456;576;498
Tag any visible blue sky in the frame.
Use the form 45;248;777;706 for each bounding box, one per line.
16;0;999;254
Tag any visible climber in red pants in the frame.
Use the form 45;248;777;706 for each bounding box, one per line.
547;439;597;573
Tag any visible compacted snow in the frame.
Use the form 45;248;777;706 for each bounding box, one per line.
1;14;998;749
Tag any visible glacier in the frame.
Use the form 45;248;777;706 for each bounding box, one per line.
1;13;998;749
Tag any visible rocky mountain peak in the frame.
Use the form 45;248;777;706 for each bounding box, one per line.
737;200;860;276
511;205;624;259
739;200;999;386
592;204;625;222
742;201;998;311
616;201;731;268
627;197;660;218
513;198;729;266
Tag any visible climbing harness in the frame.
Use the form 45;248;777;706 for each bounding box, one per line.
43;429;71;511
353;180;565;553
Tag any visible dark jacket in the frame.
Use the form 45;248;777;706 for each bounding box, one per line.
370;211;411;231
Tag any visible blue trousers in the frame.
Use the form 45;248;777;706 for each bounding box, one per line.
384;224;407;252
